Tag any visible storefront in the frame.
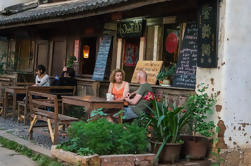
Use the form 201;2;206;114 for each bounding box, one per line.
0;0;217;100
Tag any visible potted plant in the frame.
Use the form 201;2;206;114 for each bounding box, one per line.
157;64;176;86
143;92;192;164
183;84;217;160
66;55;77;68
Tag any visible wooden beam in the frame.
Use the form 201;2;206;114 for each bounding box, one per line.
0;0;170;30
47;119;54;143
116;38;122;69
139;37;145;61
153;25;159;61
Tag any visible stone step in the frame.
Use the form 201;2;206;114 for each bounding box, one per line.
159;159;211;166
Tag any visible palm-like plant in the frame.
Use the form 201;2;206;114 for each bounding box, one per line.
143;92;192;163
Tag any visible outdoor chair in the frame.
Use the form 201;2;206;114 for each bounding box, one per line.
28;91;78;144
0;80;15;117
18;86;76;124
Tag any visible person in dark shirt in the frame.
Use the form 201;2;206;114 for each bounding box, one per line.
52;67;77;86
51;67;77;98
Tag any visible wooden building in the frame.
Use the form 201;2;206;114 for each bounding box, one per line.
0;0;208;101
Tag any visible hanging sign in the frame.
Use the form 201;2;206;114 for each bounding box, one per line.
197;0;218;68
117;19;145;38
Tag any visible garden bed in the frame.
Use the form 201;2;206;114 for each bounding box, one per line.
51;145;155;166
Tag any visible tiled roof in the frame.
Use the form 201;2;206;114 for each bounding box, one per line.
0;0;129;26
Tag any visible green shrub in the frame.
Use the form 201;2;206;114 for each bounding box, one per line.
57;119;148;155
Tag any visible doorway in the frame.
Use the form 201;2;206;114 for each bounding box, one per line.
81;37;97;75
122;38;140;82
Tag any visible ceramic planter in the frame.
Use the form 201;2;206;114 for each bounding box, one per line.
181;135;211;160
159;79;171;86
151;142;182;163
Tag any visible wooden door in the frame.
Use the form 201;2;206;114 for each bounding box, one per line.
36;40;49;71
51;40;66;76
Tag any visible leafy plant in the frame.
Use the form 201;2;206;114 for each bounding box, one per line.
143;92;192;163
57;119;148;155
0;46;9;74
88;108;125;123
211;148;224;166
66;55;77;68
157;64;176;81
186;83;217;137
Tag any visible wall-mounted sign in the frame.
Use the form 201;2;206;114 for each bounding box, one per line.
172;23;198;89
197;0;218;68
117;19;145;38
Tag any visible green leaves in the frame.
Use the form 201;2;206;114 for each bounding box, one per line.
66;55;77;68
186;84;217;137
157;64;176;81
58;119;148;155
143;99;192;164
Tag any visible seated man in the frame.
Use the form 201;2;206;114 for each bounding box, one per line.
124;70;153;120
51;67;77;86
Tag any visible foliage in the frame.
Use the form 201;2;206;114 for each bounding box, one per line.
66;55;77;68
143;93;192;163
87;108;125;122
57;119;148;155
211;148;225;166
0;46;9;74
186;84;217;137
65;106;86;120
0;136;64;166
157;64;176;81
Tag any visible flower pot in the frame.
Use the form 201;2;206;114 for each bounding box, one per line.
182;135;210;160
151;142;182;163
160;79;171;86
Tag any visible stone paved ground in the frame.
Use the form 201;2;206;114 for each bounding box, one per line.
0;146;37;166
0;116;67;149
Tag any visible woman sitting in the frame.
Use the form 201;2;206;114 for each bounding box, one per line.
33;65;50;87
108;69;129;101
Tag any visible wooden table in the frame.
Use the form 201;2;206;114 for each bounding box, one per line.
4;86;26;118
62;96;124;121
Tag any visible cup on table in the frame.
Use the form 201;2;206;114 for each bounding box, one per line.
106;93;114;101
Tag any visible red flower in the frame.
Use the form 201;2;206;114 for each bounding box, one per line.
182;109;186;113
144;91;155;101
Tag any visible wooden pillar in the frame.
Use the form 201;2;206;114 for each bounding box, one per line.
153;25;159;61
116;38;122;69
139;37;145;61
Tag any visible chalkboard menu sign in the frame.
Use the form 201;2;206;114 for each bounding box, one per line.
172;23;198;89
197;0;218;68
92;35;112;81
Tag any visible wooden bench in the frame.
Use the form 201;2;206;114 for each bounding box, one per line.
0;80;14;117
28;91;78;144
17;86;76;124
